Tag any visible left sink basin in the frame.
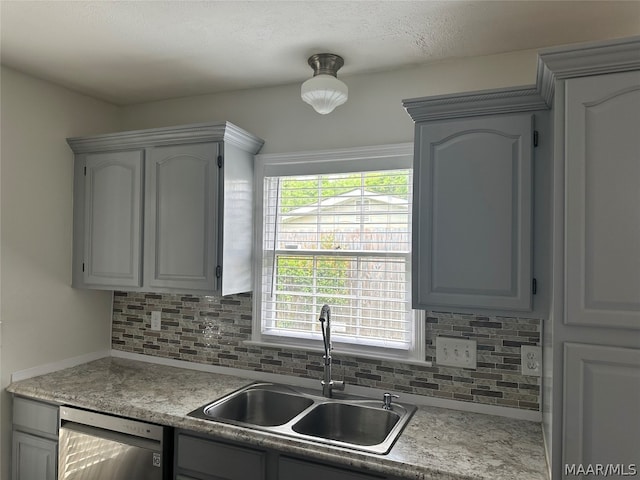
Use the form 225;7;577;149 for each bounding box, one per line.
190;383;314;427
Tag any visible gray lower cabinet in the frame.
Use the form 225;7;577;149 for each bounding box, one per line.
279;457;384;480
174;431;387;480
12;432;57;480
175;433;266;480
563;343;640;470
12;397;59;480
68;122;263;295
410;112;534;311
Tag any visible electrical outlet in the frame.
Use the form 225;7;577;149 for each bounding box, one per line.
435;337;477;369
521;345;542;376
150;311;162;331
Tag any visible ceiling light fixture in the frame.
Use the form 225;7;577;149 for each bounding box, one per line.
301;53;348;115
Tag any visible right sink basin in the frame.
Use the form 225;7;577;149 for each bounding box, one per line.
188;382;416;455
291;402;401;446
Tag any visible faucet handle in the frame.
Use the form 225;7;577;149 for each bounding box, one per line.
382;393;400;410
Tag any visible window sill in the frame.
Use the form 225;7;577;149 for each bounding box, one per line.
243;339;433;368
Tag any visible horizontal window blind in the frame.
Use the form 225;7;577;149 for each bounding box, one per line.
261;169;413;349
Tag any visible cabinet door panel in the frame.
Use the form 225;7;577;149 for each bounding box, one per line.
176;434;265;480
565;70;640;329
563;343;640;470
279;457;383;480
145;143;218;291
83;151;143;287
12;431;56;480
413;114;533;311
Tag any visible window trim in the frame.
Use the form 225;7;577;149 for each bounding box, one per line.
252;143;424;362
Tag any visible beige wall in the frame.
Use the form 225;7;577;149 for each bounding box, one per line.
120;49;539;153
0;66;119;478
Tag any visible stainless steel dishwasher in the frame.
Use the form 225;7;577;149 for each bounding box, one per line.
59;406;171;480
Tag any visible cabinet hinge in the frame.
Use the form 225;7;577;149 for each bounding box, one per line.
217;155;223;168
216;265;222;278
533;130;539;148
532;278;537;295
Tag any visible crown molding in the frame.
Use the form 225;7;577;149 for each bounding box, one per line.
536;36;640;105
67;121;264;154
403;85;548;123
538;36;640;82
404;36;640;123
535;57;556;107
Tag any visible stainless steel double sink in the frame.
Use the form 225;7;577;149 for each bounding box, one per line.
188;383;416;454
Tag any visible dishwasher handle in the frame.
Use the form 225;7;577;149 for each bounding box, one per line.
60;421;162;452
60;406;165;442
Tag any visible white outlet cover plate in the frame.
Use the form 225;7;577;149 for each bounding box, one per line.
435;336;477;369
150;311;162;331
521;345;542;376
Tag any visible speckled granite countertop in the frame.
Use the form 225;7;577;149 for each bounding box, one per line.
7;357;548;480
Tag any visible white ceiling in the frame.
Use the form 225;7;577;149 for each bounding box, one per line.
1;1;639;105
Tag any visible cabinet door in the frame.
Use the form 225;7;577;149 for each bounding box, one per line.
83;150;144;287
563;343;640;471
176;434;265;480
145;143;219;292
279;457;384;480
413;114;533;311
565;70;640;330
12;431;56;480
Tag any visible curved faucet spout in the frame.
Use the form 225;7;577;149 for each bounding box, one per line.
319;304;331;356
318;304;345;397
319;304;331;323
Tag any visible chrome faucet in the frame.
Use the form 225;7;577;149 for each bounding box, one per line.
319;304;345;397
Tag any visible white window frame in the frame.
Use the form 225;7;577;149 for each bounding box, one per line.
250;143;425;363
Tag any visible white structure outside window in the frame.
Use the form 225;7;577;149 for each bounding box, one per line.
252;144;423;361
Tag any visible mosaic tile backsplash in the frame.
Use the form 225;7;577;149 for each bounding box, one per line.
112;291;542;411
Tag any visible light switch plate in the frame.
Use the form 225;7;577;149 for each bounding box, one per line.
150;311;162;331
435;336;477;369
521;345;542;376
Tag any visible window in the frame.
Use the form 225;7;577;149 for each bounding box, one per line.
253;144;422;361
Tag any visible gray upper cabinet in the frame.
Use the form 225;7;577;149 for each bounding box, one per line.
564;70;640;330
83;150;144;287
69;122;264;295
145;143;218;292
407;109;534;311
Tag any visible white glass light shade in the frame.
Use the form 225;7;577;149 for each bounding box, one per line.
301;74;348;115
